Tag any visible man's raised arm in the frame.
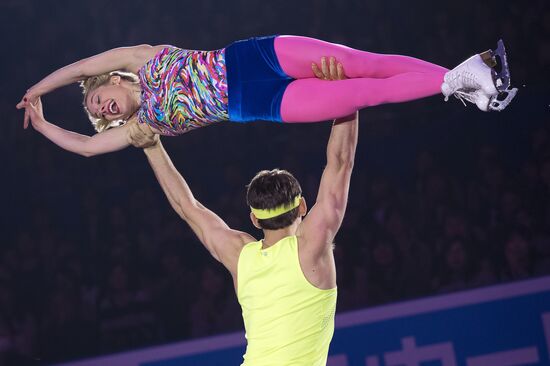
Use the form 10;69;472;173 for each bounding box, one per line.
130;127;253;268
298;111;359;256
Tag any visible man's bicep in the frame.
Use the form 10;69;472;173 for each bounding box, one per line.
186;206;251;263
300;167;351;253
185;206;230;256
300;198;344;252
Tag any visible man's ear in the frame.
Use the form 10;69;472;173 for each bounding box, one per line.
298;197;307;217
110;75;121;85
250;212;262;229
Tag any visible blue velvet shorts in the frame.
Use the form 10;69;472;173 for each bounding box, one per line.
225;35;293;123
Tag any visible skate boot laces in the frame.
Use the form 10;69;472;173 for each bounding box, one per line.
453;88;518;112
444;71;479;102
453;90;489;111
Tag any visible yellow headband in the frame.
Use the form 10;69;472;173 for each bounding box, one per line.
250;195;302;220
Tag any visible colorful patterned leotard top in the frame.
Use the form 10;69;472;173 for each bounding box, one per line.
137;46;229;136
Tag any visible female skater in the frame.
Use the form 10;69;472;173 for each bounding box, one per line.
16;35;516;157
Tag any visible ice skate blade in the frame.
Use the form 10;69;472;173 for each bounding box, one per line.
490;39;512;92
488;88;517;111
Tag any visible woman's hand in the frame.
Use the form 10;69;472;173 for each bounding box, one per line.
17;87;42;129
24;97;46;130
16;87;40;110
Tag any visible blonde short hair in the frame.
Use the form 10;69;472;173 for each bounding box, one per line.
80;71;139;132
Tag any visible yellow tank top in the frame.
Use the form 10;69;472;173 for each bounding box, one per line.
237;235;337;366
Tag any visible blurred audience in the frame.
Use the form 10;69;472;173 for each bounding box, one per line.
3;0;549;364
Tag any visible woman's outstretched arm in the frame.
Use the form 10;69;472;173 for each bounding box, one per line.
25;98;138;157
16;44;165;108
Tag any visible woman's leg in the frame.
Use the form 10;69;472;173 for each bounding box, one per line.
280;72;444;122
275;35;448;122
274;35;448;79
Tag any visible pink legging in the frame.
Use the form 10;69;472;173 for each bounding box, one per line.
274;36;448;122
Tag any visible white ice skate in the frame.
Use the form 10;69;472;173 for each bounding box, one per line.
441;39;517;111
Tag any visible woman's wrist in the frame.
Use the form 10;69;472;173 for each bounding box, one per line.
29;71;75;97
25;85;44;101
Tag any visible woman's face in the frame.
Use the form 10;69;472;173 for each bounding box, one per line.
85;79;139;121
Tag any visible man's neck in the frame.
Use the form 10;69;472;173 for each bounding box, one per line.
261;222;299;249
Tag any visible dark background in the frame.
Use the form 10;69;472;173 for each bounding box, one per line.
1;0;549;365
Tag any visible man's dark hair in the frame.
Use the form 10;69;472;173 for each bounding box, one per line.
246;169;302;230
